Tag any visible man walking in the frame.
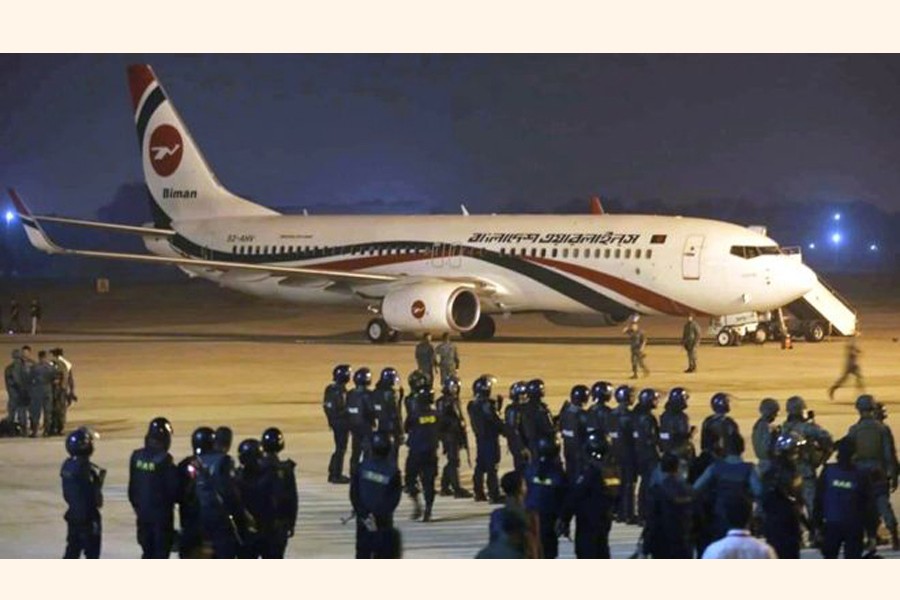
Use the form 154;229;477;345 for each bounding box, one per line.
623;320;650;379
415;333;437;387
828;334;864;400
435;332;459;384
681;315;702;373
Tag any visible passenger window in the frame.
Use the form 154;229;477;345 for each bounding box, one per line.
604;248;611;259
624;249;631;259
540;248;547;258
573;248;580;259
646;249;653;259
615;249;621;259
635;249;642;259
562;248;569;258
594;248;601;259
552;248;558;258
530;247;537;257
500;248;506;256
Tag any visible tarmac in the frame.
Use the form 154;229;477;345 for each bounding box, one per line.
1;279;898;558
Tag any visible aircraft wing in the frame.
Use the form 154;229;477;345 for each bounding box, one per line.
9;190;397;284
23;214;176;237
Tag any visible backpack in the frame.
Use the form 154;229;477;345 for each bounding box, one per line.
194;454;227;518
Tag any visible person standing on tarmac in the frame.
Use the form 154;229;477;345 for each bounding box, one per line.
435;332;459;384
681;314;702;373
235;438;265;558
828;333;864;400
752;398;780;478
467;375;506;503
372;367;405;465
214;426;233;455
30;350;58;437
633;388;662;523
415;333;437;387
519;379;555;459
557;385;590;479
30;299;42;335
9;299;22;334
61;427;104;559
346;368;376;478
846;394;899;550
48;348;74;436
814;436;874;559
780;396;834;523
700;392;741;458
658;387;694;477
607;385;638;523
323;364;352;484
128;417;178;558
504;381;530;474
642;452;694;559
435;376;473;498
404;370;440;521
624;320;650;379
351;431;403;558
524;437;568;558
585;381;614;436
257;427;298;558
760;431;807;559
4;349;25;431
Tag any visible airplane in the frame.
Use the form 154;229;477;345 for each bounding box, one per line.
11;64;818;343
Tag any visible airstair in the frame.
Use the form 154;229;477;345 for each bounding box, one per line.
785;275;857;340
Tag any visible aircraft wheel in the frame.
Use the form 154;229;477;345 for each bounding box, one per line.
366;318;390;344
805;321;826;343
716;329;732;347
387;329;401;343
753;327;768;344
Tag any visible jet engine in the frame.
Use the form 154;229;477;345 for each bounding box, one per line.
381;283;481;333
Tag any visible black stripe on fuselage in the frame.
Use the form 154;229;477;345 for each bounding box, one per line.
135;86;166;149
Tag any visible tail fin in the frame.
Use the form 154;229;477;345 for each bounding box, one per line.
127;65;278;226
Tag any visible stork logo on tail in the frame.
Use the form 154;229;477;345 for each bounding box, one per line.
148;124;184;177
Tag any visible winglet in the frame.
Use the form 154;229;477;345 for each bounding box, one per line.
7;189;64;254
590;196;605;215
461;204;470;216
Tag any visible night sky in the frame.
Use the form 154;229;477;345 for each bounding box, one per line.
2;54;900;219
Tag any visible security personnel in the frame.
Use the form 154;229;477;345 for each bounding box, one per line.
4;349;25;432
760;431;806;559
61;427;104;558
557;385;590;478
323;364;351;484
874;401;899;549
634;388;661;522
700;392;741;458
607;384;638;523
624;320;650;379
415;333;437;386
351;431;403;558
520;379;555;458
659;387;694;475
235;438;265;558
435;375;472;498
12;346;33;431
642;452;694;558
435;332;460;383
828;334;863;400
752;398;781;478
404;371;440;521
256;427;298;558
214;426;233;455
524;436;568;558
681;314;702;373
558;431;620;558
781;396;834;523
585;381;613;436
346;367;375;477
814;436;873;558
372;367;405;464
29;350;58;437
467;375;505;503
128;417;178;558
504;381;530;474
9;299;21;333
48;348;74;436
847;394;898;550
692;435;762;543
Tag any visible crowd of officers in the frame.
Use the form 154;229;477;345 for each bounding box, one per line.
4;345;75;437
59;420;298;559
324;362;899;559
1;298;42;336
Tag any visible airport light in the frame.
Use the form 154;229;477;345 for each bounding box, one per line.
870;243;878;252
833;212;841;221
808;243;816;250
831;232;842;245
4;210;13;224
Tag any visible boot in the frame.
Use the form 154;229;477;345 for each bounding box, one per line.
891;526;899;552
409;495;423;521
423;504;433;522
454;488;474;499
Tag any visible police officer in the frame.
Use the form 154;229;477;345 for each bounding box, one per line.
404;370;440;521
346;367;376;477
760;431;806;559
61;427;104;558
814;436;873;558
624;320;650;379
9;299;21;333
524;436;568;558
847;394;898;550
557;385;590;478
128;417;178;558
752;398;780;478
435;375;473;498
415;333;437;386
828;334;864;400
214;426;233;455
351;430;403;558
435;332;459;383
607;384;638;523
585;381;613;436
504;381;530;474
659;387;694;476
700;392;741;458
520;379;555;458
323;364;352;484
29;349;58;437
467;375;506;503
372;367;405;464
257;427;298;558
558;431;620;558
4;349;26;432
235;438;265;558
642;452;694;558
634;388;661;522
781;395;834;523
681;314;702;373
48;348;73;435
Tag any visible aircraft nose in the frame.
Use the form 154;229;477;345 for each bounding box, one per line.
792;263;818;297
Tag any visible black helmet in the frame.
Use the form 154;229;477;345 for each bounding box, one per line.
874;402;887;422
146;417;173;451
570;385;590;406
536;436;560;459
237;438;262;468
333;364;352;385
408;370;429;392
638;388;660;410
65;427;97;457
473;375;497;398
371;431;392;457
261;427;285;454
614;385;634;405
441;376;459;396
214;426;233;453
785;396;806;417
773;431;806;460
836;436;856;463
667;387;689;412
710;392;730;415
353;367;372;388
584;431;609;461
379;367;400;389
191;427;216;455
855;394;876;415
590;381;613;404
509;381;527;402
526;379;545;401
759;398;780;419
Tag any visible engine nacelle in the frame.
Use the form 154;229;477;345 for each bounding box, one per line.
543;311;630;327
382;283;481;333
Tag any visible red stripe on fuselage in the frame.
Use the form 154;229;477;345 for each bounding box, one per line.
127;65;156;113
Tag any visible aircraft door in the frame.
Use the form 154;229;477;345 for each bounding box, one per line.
447;245;462;268
430;243;444;268
682;235;704;280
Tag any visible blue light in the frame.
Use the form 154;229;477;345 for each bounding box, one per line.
870;243;878;252
4;210;13;224
831;232;842;245
808;243;816;250
833;212;841;221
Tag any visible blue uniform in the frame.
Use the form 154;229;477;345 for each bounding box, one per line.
346;387;375;477
468;396;504;501
633;407;661;521
405;392;440;509
814;463;872;558
760;461;803;559
183;451;248;558
560;460;620;559
524;458;568;558
323;382;349;481
693;456;762;541
351;455;402;558
558;402;588;479
128;446;178;558
256;454;298;558
607;405;637;522
504;402;528;473
61;456;103;559
643;474;694;558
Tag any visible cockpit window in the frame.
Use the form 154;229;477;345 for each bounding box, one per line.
730;245;782;259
